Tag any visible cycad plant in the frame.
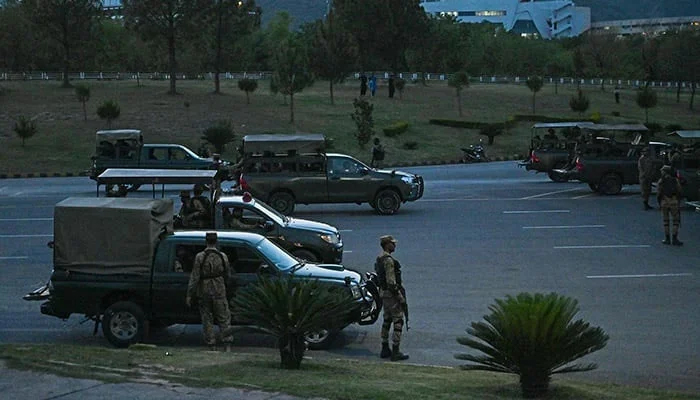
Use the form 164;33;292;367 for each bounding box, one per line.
455;292;608;398
231;276;358;369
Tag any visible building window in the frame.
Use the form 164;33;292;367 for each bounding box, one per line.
476;10;506;17
458;11;476;16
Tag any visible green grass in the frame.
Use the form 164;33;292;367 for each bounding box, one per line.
0;79;698;175
0;344;697;400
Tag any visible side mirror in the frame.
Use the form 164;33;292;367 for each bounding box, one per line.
361;167;369;175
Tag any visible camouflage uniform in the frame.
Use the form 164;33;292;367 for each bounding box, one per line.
638;151;655;209
176;191;193;228
656;166;683;246
189;185;212;228
375;235;408;361
187;244;233;346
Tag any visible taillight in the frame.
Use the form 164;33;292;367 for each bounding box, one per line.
239;175;250;191
575;157;583;172
530;151;540;163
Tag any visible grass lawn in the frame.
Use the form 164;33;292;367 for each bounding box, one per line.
1;344;697;400
0;78;698;176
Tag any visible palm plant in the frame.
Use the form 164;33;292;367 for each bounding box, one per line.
96;99;120;128
237;78;258;104
526;76;544;114
448;71;469;117
569;90;590;117
14;115;38;147
201;120;235;154
636;86;658;123
231;276;358;369
455;292;608;398
74;84;90;121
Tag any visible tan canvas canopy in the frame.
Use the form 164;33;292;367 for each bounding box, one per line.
242;134;325;154
53;197;173;274
95;129;143;146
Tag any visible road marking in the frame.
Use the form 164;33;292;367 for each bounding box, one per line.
523;225;605;229
520;188;581;199
554;245;650;249
0;234;53;238
344;250;353;253
586;273;693;279
339;229;353;232
503;210;570;214
571;193;596;199
0;256;28;260
0;218;53;221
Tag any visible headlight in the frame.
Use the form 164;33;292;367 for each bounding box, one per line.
401;176;413;184
350;284;362;299
320;233;339;244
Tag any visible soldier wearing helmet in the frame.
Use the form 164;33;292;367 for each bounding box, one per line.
375;235;409;362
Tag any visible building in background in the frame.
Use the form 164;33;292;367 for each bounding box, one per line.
420;0;591;39
590;16;700;37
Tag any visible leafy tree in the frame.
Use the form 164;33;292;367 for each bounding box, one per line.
636;87;658;124
526;76;544;114
350;98;375;148
237;78;258;104
122;0;211;95
572;47;586;90
582;34;619;91
310;11;358;105
448;71;469;117
201;120;235;154
546;52;571;95
14;115;37;146
271;34;314;123
74;84;90;121
21;0;102;88
456;292;608;398
0;0;36;72
96;100;120;128
569;89;590;116
231;276;357;369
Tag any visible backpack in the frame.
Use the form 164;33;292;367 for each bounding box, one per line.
661;176;679;197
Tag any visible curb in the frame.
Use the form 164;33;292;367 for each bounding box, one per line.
0;171;90;179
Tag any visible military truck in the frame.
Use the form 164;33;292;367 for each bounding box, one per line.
24;198;379;349
666;130;700;203
236;134;424;215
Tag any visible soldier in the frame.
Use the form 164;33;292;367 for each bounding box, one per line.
186;232;234;350
228;207;259;230
190;184;212;228
669;148;683;174
175;190;193;228
657;166;683;246
637;147;655;210
375;235;409;362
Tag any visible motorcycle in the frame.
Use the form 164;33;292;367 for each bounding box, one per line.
460;141;490;163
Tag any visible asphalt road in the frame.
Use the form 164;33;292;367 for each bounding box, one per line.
1;162;698;394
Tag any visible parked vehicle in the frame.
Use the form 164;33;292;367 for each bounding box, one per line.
236;134;424;215
24;198;380;349
460;140;490;163
667;130;700;202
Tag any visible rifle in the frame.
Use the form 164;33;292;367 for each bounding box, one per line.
399;287;409;331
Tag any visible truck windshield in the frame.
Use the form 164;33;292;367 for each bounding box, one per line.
255;237;298;271
254;200;287;224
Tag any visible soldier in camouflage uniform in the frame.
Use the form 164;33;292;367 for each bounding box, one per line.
375;235;409;362
657;166;683;246
186;232;234;350
638;147;655;210
189;184;212;228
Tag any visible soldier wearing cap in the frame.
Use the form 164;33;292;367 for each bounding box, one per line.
656;166;683;246
375;235;409;361
189;184;212;228
637;147;655;210
176;190;193;228
186;232;233;350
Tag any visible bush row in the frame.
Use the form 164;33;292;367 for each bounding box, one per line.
383;121;409;137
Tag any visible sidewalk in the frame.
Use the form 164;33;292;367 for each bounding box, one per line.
0;360;319;400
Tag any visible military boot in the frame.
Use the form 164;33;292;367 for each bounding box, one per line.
672;235;683;246
662;235;671;245
390;345;409;362
643;201;653;210
380;342;392;359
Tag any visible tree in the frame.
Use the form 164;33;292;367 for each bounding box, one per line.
97;100;120;128
350;98;375;148
271;34;314;123
546;52;571;95
569;90;590;117
456;292;608;398
526;76;543;114
310;11;358;105
448;71;469;117
572;47;586;90
122;0;211;95
21;0;102;88
237;78;258;104
479;123;503;146
0;0;36;73
636;87;658;124
14;115;37;146
201;120;235;153
74;84;90;121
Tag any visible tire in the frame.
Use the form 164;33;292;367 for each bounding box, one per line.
305;328;338;350
268;191;295;215
102;301;146;348
548;162;569;183
588;183;599;192
374;189;401;215
291;249;318;262
599;173;623;195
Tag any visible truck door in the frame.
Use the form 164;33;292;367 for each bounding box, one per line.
141;146;172;168
326;155;374;202
150;241;203;323
293;155;329;203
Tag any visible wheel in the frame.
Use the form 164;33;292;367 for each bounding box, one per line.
268;191;295;215
588;183;599;192
102;301;146;348
548;162;569;183
374;189;401;215
291;249;318;262
305;328;338;350
599;173;622;195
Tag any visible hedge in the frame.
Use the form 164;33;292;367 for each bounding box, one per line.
429;115;597;130
383;121;409;137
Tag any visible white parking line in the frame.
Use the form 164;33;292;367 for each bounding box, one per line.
503;210;570;214
339;229;353;232
571;193;596;199
0;256;28;260
0;234;53;238
344;250;353;253
520;188;581;200
586;273;693;279
554;245;650;249
0;218;53;221
523;225;605;229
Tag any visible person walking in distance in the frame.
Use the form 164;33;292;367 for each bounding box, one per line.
638;147;655;210
370;137;385;168
657;166;683;246
359;73;368;96
375;235;409;361
186;232;234;350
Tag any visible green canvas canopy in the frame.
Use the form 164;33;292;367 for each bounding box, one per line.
242;134;325;154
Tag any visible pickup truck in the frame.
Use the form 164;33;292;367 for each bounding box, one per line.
24;197;379;349
237;134;424;215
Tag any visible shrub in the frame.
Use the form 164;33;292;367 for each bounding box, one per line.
590;111;602;123
479;123;503;145
238;78;258;104
231;276;357;369
526;76;544;114
456;292;609;398
96;100;120;128
201;120;235;154
350;98;375;148
14;115;37;147
569;90;590;116
402;141;418;150
74;84;90;122
636;87;658;124
429;119;485;129
383;121;409;137
448;71;469;117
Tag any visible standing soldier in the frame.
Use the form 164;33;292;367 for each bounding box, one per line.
375;235;409;361
637;147;655;210
190;184;212;228
176;190;193;228
657;166;683;246
186;232;234;350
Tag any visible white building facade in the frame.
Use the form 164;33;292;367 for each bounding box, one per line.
420;0;591;39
